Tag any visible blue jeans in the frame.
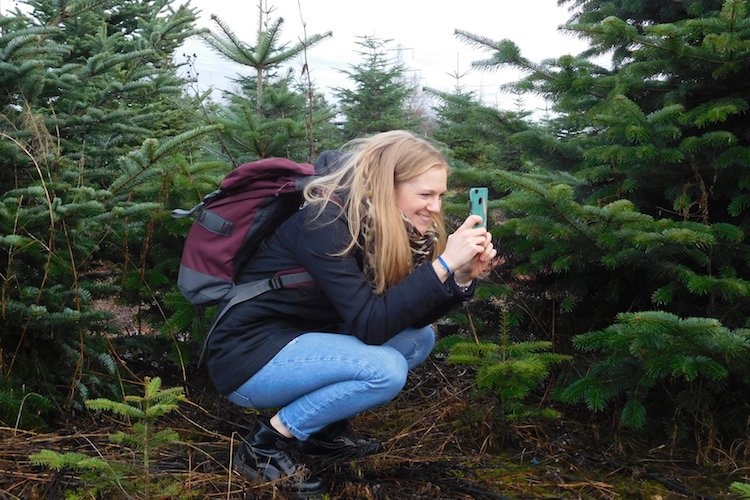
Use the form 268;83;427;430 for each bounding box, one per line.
227;326;436;440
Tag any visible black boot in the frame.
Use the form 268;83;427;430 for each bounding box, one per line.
234;417;325;497
297;419;382;458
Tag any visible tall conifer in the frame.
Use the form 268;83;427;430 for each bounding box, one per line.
199;8;335;162
0;0;212;420
335;36;422;139
449;0;750;441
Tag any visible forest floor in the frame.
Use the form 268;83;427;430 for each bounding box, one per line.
1;355;745;499
0;302;747;499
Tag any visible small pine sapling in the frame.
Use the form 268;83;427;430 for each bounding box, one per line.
440;298;572;423
30;377;189;498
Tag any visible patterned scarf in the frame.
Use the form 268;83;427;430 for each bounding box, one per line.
401;211;438;269
360;205;437;289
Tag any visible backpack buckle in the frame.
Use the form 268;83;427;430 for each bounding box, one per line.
269;276;284;290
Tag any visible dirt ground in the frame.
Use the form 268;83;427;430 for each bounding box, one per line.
1;346;745;499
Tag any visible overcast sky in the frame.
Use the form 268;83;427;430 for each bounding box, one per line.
177;0;589;114
0;0;589;113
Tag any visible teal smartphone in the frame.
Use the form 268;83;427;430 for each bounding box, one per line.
469;187;489;229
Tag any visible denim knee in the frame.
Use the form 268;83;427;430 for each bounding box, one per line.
414;325;436;356
384;325;436;369
364;346;409;403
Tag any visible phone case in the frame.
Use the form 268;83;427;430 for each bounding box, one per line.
469;187;488;228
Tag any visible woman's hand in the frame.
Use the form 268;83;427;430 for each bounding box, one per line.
454;230;496;283
433;215;496;282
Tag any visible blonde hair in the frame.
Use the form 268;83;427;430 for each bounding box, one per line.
304;130;449;294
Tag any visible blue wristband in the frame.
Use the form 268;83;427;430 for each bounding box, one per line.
437;256;453;276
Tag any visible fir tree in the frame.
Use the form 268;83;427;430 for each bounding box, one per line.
426;88;529;171
198;6;334;162
439;298;571;425
565;0;726;26
30;377;188;498
0;0;214;420
453;0;750;331
214;73;338;162
450;0;750;444
462;0;750;224
559;311;750;451
334;36;422;139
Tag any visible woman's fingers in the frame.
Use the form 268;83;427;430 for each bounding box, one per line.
459;214;484;230
479;237;496;262
443;223;493;271
453;231;497;280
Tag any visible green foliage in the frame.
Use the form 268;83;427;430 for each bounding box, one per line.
492;170;750;322
0;0;215;421
199;12;331;86
199;9;336;162
215;75;337;162
456;0;750;226
439;300;571;423
559;312;750;433
443;2;750;446
30;449;110;472
427;88;529;171
731;481;750;498
30;377;189;499
29;449;116;499
335;36;423;139
495;0;750;224
0;381;52;430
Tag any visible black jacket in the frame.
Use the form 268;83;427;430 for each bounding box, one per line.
205;202;474;395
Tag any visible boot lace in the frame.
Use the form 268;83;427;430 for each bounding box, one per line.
276;439;313;481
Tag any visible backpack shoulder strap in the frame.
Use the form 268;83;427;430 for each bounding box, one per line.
197;271;313;366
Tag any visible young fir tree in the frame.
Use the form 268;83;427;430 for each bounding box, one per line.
426;88;530;172
30;377;189;498
198;7;335;163
334;36;422;140
454;0;750;328
0;0;215;423
452;0;750;444
214;73;339;163
559;311;750;433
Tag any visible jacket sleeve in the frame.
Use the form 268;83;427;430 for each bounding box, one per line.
412;279;475;328
288;206;465;345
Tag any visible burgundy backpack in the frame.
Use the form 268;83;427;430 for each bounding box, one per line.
172;153;345;362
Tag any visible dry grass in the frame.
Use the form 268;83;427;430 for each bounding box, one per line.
0;356;743;499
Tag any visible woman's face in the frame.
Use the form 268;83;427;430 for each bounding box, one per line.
395;166;447;234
